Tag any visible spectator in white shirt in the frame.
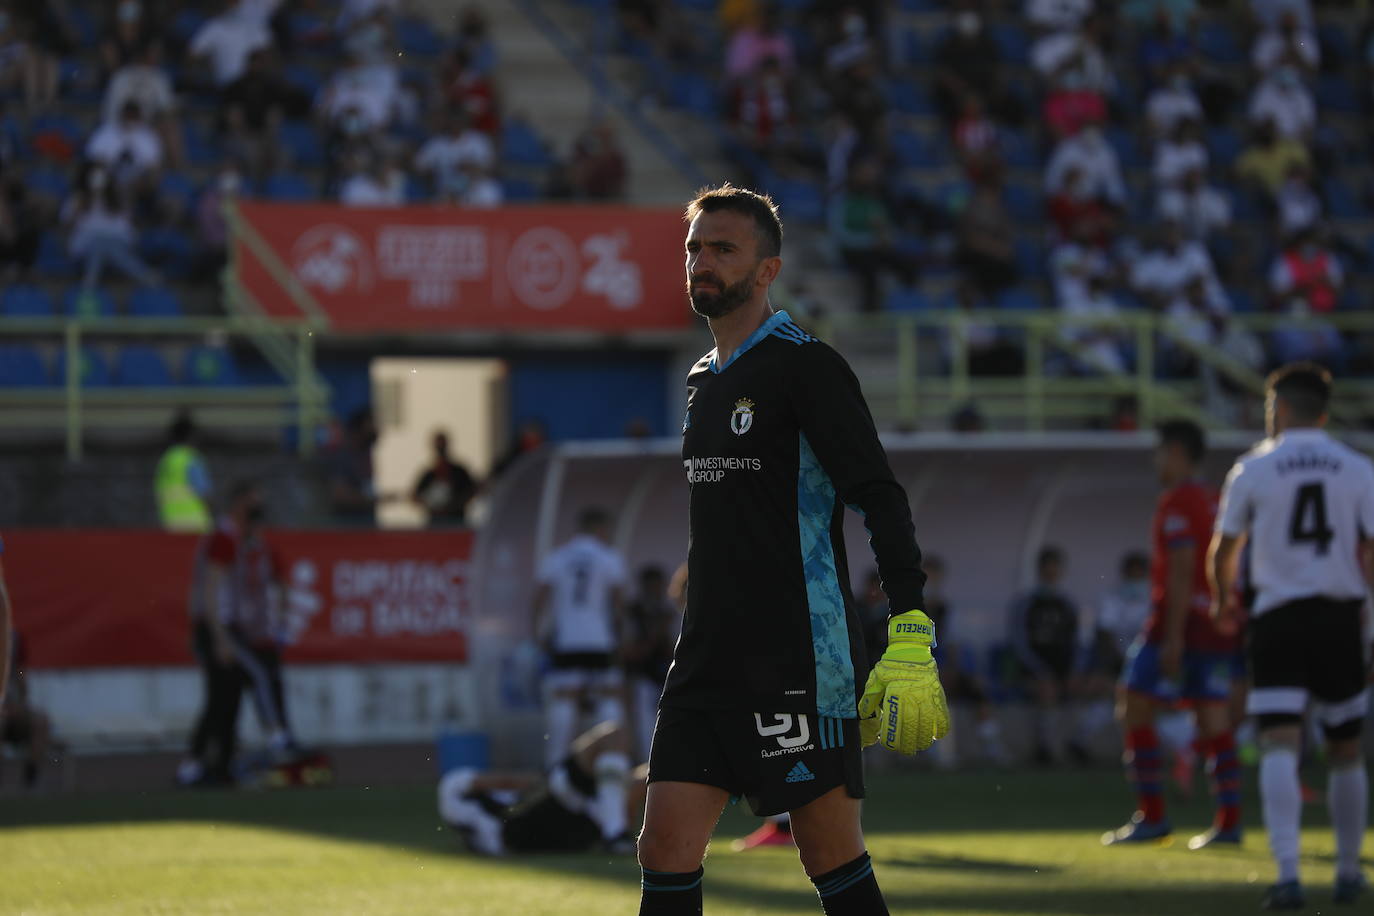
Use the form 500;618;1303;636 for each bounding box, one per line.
1275;161;1321;237
86;100;164;189
1251;10;1318;76
1248;66;1315;141
1157;167;1231;241
1032;24;1115;94
414;111;495;197
62;165;158;291
1026;0;1092;32
1045;124;1127;206
1059;272;1130;375
339;147;406;207
1131;220;1230;346
318;54;404;139
1152;118;1208;189
101;41;182;169
1145;68;1203;139
189;0;273;87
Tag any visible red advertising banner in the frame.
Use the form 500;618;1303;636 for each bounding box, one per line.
4;529;473;668
233;202;690;332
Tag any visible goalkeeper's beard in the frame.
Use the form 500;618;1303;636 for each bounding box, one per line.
688;270;755;319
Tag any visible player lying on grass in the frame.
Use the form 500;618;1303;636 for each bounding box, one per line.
438;720;641;856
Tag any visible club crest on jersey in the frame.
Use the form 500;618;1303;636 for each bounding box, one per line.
730;398;755;436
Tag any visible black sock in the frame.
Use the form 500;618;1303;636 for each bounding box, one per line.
811;852;888;915
639;867;703;915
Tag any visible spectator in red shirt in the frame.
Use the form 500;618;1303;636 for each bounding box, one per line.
443;47;500;135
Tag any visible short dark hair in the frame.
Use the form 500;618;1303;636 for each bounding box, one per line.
1157;418;1206;464
1267;362;1332;423
684;182;783;259
1037;546;1064;572
578;506;610;532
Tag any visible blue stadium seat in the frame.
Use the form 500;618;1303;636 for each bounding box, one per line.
669;72;719;117
934;179;972;214
278;120;326;168
0;345;49;387
395;17;445;56
1000;128;1039;169
1205;126;1242;165
995;287;1042;311
989;24;1030;65
182;120;221;167
1323;177;1365;218
158;172;199;210
1228;288;1259;313
1002;183;1041;222
885;79;936;116
34;232;73;276
53;347;112;387
1015;238;1045;278
1316;74;1361;114
28;113;84;151
771;179;825;226
139;227;196;279
1318;23;1352;69
1198;23;1244;64
884;288;932;312
891;128;945;170
128;286;183;318
903;29;929;67
183;346;241;387
1231;190;1266;222
405;175;430;203
62;286;116;319
262;172;316;202
899;0;941;10
26;167;70;201
1104;127;1144;170
502;178;540;202
114;346;175;386
502;120;553;168
0;284;55;317
171;8;208;43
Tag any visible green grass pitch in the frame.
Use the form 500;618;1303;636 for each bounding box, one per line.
1;767;1365;915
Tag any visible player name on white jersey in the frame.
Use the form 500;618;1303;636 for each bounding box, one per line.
1218;429;1374;615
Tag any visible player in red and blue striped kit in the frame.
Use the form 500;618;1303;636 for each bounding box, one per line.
1104;421;1242;849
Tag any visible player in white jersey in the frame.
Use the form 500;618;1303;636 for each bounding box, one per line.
532;507;629;767
1208;363;1372;910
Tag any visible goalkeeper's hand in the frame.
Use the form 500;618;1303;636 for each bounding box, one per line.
858;610;951;754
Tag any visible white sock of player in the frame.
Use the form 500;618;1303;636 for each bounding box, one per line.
592;751;630;840
546;697;578;769
1327;760;1368;880
1259;747;1302;884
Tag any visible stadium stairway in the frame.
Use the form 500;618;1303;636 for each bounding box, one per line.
416;0;695;205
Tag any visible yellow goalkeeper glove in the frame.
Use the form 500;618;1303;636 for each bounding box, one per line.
858;610;951;754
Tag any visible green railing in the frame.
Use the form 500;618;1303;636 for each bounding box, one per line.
812;310;1374;433
0;317;329;460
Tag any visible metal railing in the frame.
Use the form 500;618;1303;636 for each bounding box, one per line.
0;317;329;460
812;310;1374;433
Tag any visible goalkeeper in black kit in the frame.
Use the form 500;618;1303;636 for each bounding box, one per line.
636;183;949;916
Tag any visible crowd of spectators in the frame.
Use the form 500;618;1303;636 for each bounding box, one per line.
612;0;1374;401
0;0;629;294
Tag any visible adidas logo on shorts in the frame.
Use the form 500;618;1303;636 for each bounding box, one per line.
784;761;816;783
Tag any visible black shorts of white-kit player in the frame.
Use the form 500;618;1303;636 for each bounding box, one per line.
648;707;864;817
1247;596;1368;739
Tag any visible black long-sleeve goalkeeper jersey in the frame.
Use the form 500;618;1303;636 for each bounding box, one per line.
660;310;926;719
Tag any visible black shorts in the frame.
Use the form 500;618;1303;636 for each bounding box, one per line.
550;651;614;670
1247;597;1368;734
647;706;864;818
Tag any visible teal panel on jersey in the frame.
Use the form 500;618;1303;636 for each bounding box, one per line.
798;432;856;718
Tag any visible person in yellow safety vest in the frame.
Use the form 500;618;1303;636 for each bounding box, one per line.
156;412;213;531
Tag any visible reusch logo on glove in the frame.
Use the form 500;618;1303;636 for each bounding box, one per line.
894;621;932;637
885;695;900;745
